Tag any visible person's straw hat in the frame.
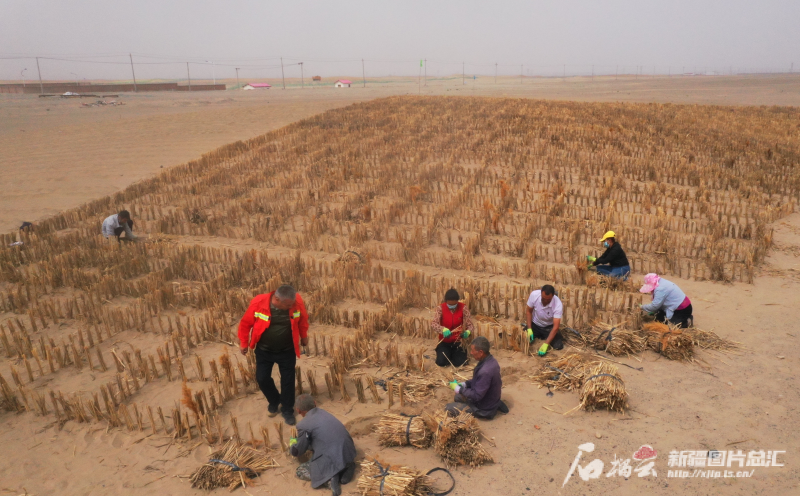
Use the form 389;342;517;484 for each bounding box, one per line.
599;230;616;242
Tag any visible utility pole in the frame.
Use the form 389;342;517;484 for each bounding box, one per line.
299;62;304;88
235;67;239;90
520;64;523;84
418;59;421;94
563;64;566;78
616;65;618;80
187;63;191;91
21;68;27;88
462;62;465;85
424;59;427;86
129;53;137;92
495;63;497;84
362;59;366;87
35;57;43;94
592;65;594;82
280;57;286;89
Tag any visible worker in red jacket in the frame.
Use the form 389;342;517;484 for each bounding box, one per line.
239;284;309;426
430;288;475;367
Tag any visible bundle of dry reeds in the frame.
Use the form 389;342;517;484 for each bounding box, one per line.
429;411;492;467
577;362;628;413
531;352;596;391
189;440;278;490
376;413;432;448
580;322;646;357
357;458;434;496
384;374;438;403
683;327;740;352
642;322;694;361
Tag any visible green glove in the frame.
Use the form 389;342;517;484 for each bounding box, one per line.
587;255;596;263
442;328;452;338
289;437;297;447
448;381;459;390
538;343;550;356
526;328;534;342
462;330;470;339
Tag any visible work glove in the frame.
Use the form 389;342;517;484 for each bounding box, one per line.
442;328;452;338
462;330;471;339
538;343;550;356
586;255;596;263
289;437;298;447
526;328;534;343
448;381;459;391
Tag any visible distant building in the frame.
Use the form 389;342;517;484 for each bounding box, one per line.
334;79;352;88
242;83;272;90
312;76;322;82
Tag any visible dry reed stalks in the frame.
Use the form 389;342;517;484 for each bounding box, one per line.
683;328;740;352
580;322;646;357
357;458;435;496
189;440;278;490
531;352;597;392
376;413;432;448
428;411;493;467
576;362;628;413
642;322;694;361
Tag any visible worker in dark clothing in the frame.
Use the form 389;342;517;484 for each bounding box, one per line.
588;230;631;279
238;284;309;426
290;394;357;496
445;337;508;419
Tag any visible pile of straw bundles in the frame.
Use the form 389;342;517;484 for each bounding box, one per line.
429;411;493;466
376;413;432;449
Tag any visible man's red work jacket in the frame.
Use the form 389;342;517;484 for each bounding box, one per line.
238;291;309;358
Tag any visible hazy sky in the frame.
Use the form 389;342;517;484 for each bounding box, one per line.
2;1;798;81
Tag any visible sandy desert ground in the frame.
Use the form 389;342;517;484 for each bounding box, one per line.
0;76;799;496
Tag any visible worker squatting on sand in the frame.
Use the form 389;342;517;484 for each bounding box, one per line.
445;336;508;419
525;285;564;356
101;210;137;243
430;288;475;367
587;230;631;279
639;273;694;328
290;394;357;496
238;284;309;426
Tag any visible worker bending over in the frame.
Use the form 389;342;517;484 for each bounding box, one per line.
102;210;137;243
588;231;630;279
639;273;694;328
238;284;309;426
431;288;475;367
290;394;356;496
525;285;564;356
446;337;507;419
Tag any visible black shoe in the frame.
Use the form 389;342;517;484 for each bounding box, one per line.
267;404;279;418
340;462;356;485
497;400;509;414
330;475;342;496
283;413;296;426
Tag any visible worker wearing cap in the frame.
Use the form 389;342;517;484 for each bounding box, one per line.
431;288;475;367
525;284;564;356
639;273;694;328
587;231;630;280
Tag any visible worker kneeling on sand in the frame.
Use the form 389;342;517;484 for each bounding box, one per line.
587;231;630;279
639;273;694;328
238;284;309;426
525;285;564;356
102;210;137;243
290;394;357;496
446;337;507;419
431;288;475;367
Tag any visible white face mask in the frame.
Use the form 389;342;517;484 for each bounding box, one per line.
447;303;458;311
603;241;610;248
